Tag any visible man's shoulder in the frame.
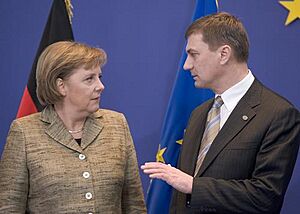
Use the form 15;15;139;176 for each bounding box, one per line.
261;84;295;108
248;81;297;118
192;98;214;114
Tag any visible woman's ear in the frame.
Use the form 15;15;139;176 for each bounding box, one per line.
56;78;66;96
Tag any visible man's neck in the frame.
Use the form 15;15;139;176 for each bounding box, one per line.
213;63;249;94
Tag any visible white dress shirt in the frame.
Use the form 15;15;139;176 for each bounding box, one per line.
217;70;255;129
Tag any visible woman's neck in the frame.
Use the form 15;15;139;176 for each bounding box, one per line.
54;103;86;135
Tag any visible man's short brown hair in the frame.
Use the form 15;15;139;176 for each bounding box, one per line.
36;41;107;106
185;12;249;62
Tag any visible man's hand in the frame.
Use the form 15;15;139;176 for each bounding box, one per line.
141;162;193;194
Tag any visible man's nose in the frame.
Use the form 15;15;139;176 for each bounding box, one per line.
183;56;192;71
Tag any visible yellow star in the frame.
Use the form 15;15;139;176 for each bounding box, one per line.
156;144;166;163
279;0;300;25
176;129;187;145
176;139;183;145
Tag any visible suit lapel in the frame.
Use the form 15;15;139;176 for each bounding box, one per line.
41;105;82;153
197;80;262;176
41;106;104;152
81;110;104;150
181;99;213;175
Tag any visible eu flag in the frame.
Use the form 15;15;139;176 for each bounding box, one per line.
146;0;218;213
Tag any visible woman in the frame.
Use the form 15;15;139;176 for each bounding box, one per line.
0;41;146;213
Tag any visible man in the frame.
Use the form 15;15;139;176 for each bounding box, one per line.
142;12;300;213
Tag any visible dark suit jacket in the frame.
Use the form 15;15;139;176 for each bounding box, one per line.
170;79;300;214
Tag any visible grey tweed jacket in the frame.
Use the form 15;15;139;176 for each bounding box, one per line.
0;105;146;214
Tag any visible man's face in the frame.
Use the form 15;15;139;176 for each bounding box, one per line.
184;33;221;89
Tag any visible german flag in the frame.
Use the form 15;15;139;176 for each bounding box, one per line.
16;0;74;118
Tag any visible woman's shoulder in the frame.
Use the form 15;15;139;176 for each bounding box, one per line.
8;112;43;134
12;112;42;126
94;109;127;123
96;108;124;117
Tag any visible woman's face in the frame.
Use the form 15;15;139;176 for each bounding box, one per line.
60;66;104;116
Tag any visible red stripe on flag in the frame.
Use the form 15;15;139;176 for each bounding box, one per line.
16;87;38;118
16;0;74;118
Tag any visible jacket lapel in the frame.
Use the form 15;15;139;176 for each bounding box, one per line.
197;79;262;176
41;106;104;152
181;99;213;175
81;110;104;150
41;105;82;153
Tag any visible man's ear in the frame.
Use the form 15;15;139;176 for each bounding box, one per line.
218;45;231;65
56;78;66;96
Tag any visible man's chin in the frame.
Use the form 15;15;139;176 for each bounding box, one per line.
194;81;203;89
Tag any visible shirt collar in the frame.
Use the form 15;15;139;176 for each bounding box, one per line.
216;69;255;112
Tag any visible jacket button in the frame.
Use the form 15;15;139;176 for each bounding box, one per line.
85;192;92;200
83;172;90;178
79;154;86;160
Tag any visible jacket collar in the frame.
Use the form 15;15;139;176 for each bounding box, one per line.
195;79;262;176
40;105;104;152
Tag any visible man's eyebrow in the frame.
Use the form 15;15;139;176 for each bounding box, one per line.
186;48;197;54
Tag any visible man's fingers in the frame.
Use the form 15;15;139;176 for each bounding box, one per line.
141;162;174;182
142;168;164;174
141;162;167;168
141;162;193;194
149;172;169;182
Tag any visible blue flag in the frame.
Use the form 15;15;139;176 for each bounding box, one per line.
146;1;218;213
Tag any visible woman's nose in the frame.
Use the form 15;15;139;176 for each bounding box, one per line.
96;78;105;91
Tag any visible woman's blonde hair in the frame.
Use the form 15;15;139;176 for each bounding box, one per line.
36;41;107;105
